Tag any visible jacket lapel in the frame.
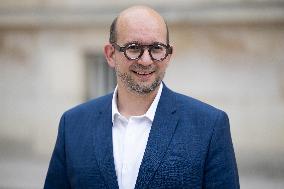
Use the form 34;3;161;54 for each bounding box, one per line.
135;86;179;189
93;96;119;189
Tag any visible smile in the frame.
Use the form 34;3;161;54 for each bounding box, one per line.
132;70;155;79
134;71;154;75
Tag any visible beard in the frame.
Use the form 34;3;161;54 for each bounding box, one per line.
115;63;165;95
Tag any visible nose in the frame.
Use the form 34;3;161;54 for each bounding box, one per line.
137;49;153;65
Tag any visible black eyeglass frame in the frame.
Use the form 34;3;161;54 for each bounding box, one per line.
111;42;173;61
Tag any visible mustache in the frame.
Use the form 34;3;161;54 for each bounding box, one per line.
129;63;156;72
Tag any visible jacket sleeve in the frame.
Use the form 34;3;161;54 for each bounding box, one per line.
203;112;240;189
44;113;71;189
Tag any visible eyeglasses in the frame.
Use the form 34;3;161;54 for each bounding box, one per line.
112;42;173;61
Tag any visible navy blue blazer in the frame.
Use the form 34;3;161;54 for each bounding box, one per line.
44;85;239;189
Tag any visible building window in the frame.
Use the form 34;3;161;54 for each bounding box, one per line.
85;53;116;100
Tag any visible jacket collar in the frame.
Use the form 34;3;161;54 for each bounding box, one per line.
93;97;119;189
135;84;179;189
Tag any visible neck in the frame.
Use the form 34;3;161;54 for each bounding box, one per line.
116;83;160;118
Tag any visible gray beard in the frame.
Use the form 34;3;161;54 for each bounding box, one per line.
115;64;164;95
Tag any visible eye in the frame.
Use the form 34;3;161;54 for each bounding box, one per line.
126;44;141;53
151;44;165;53
153;45;163;50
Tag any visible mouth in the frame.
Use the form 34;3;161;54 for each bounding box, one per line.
131;70;155;80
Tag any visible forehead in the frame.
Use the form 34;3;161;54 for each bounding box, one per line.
116;10;167;44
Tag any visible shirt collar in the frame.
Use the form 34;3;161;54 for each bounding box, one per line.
112;83;163;123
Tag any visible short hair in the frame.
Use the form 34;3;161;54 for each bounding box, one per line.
109;17;118;44
109;17;170;44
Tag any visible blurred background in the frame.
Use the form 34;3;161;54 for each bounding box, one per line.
0;0;284;188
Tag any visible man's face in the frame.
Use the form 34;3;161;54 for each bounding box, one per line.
112;13;171;95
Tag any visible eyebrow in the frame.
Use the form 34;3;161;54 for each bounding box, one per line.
122;40;166;46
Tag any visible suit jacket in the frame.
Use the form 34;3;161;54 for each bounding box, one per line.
44;85;239;189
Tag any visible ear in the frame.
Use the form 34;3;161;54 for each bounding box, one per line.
104;43;116;68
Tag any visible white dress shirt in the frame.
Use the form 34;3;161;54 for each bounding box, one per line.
112;83;163;189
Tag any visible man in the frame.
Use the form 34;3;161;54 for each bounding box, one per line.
44;5;239;189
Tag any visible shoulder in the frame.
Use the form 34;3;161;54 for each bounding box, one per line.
174;91;223;115
63;93;113;118
163;85;224;114
163;86;228;125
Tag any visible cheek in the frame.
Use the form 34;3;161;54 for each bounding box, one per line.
115;60;131;72
115;54;133;66
157;62;168;72
163;60;171;69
